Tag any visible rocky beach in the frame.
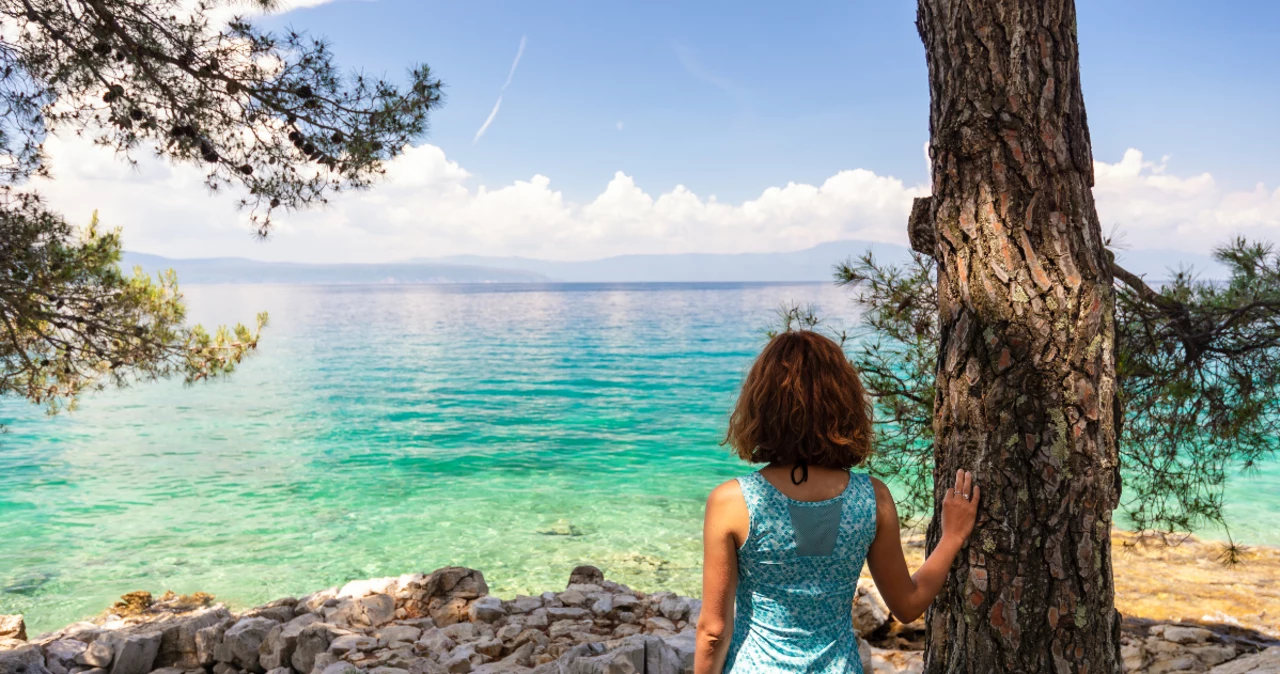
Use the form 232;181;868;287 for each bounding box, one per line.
3;532;1279;674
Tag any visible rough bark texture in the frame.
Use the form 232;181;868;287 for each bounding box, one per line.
913;1;1122;672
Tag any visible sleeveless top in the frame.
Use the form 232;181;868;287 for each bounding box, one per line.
724;470;877;674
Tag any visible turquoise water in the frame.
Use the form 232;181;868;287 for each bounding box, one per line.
1;283;1276;635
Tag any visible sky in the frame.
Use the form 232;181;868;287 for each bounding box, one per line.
33;0;1280;263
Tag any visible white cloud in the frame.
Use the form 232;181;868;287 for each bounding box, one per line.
474;36;527;145
28;137;1280;264
616;121;624;131
504;36;527;90
1092;149;1280;250
472;96;503;145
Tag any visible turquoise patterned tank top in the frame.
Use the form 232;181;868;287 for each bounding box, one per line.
724;470;877;673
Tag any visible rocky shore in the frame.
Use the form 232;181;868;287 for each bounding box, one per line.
3;564;1278;674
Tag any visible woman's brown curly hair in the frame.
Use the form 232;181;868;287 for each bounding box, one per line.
725;330;872;468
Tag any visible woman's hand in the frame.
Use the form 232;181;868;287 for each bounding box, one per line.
940;469;980;544
866;472;981;624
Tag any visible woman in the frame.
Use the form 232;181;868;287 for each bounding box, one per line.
696;330;979;674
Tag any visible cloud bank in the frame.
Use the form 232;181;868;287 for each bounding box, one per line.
29;135;1280;264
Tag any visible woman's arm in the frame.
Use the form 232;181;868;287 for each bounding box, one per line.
865;470;980;623
695;480;746;674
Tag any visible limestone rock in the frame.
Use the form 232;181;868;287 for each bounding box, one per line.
467;598;505;625
544;609;587;622
402;570;489;629
870;646;924;674
612;596;640;612
854;579;891;638
472;642;533;674
556;592;587;609
224;618;278;673
643;617;675;634
505;598;541;616
373;626;422;646
243;606;294;625
369;667;410;674
330;595;396;631
0;644;51;674
319;662;362;674
1207;647;1280;674
414;629;456;657
1153;625;1215;645
76;641;113;668
587;597;611;616
657;597;689;623
260;613;322;671
0;618;26;643
439;624;476;644
340;579;399;600
328;635;380;656
157;607;233;669
292;623;347;674
99;632;161;674
43;640;87;674
661;628;696;674
471;639;502;660
194;623;229;668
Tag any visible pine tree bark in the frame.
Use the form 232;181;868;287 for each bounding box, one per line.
911;1;1122;671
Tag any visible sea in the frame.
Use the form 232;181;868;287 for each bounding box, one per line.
2;282;1277;635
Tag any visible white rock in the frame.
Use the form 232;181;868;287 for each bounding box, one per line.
0;617;26;642
102;632;162;674
260;613;322;671
556;591;587;608
1207;646;1280;673
339;578;400;600
467;598;505;624
319;662;362;674
589;596;613;615
374;626;422;645
44;640;87;674
612;596;640;611
1156;625;1216;645
328;634;381;655
330;595;397;630
439;624;476;644
0;644;51;674
544;608;587;621
291;623;348;674
505;597;541;616
224;618;278;672
853;579;892;638
77;640;113;668
657;597;690;623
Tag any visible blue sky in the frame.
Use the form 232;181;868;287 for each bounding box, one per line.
258;0;1279;200
37;0;1280;262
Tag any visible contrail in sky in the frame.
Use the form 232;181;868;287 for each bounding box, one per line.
474;36;527;144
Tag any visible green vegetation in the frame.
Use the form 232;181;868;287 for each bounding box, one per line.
833;240;1280;546
0;0;444;414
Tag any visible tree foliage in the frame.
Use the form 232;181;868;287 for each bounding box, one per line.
0;0;443;413
833;240;1280;542
1;198;266;415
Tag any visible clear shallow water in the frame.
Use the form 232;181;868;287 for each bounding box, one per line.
1;283;1276;635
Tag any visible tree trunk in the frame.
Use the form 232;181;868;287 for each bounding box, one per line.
911;1;1122;671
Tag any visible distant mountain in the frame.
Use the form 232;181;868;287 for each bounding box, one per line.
120;241;1228;286
422;240;914;283
121;241;913;285
120;252;551;284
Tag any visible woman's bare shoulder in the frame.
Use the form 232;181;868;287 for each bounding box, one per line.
706;478;744;509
